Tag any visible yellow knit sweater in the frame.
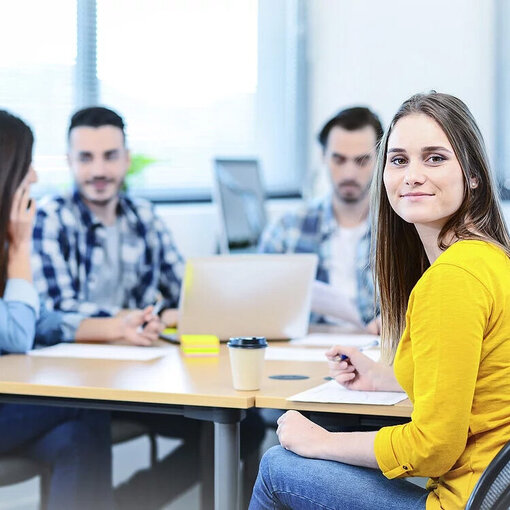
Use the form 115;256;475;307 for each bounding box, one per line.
374;240;510;510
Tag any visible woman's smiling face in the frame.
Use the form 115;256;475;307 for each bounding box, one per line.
383;113;467;231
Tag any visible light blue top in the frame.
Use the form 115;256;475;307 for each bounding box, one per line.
0;278;66;354
0;278;39;353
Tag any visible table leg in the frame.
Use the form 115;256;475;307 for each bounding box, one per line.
214;421;240;510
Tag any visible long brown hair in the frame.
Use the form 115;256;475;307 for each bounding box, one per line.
0;110;34;295
372;92;510;363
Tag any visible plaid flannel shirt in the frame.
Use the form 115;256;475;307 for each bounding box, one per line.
258;195;377;325
32;190;184;340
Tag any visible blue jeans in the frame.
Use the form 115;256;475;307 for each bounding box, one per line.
249;446;429;510
0;403;113;510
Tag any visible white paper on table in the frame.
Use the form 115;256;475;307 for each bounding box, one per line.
311;280;364;327
266;346;381;363
288;380;407;405
266;346;329;362
290;333;379;348
361;350;381;362
28;343;174;361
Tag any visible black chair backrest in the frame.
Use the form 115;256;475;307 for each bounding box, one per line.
465;440;510;510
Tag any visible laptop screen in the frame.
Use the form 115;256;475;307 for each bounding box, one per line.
178;254;318;340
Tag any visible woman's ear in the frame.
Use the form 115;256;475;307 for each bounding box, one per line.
469;177;478;189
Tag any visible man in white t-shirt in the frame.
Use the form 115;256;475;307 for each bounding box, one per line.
259;107;383;331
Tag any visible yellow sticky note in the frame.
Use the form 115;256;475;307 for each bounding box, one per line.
180;334;220;357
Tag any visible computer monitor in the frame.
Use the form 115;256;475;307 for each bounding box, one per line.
213;158;267;253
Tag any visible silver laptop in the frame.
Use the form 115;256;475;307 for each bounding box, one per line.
178;254;318;340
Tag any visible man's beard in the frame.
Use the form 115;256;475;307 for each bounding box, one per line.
338;193;361;204
335;183;361;204
79;178;123;207
86;196;117;207
334;180;370;204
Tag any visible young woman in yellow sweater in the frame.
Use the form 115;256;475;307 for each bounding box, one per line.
249;92;510;510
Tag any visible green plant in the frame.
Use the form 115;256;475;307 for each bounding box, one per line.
124;153;157;189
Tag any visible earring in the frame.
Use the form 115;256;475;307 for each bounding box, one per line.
470;179;478;189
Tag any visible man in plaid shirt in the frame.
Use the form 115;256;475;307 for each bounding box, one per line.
31;106;264;508
259;107;383;331
32;107;182;344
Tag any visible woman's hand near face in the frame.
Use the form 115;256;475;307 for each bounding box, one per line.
326;345;401;392
8;185;36;251
7;186;36;281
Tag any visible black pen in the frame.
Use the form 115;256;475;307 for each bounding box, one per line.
138;299;165;332
336;340;380;361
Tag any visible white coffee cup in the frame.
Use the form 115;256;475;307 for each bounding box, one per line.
227;337;268;391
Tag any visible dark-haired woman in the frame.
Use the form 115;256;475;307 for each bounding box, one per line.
0;110;113;510
249;92;510;510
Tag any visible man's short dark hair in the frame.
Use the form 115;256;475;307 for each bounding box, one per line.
68;106;126;142
317;106;383;151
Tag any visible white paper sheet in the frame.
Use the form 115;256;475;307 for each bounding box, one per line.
360;350;380;362
288;380;407;405
28;343;174;361
266;346;381;363
266;347;329;362
290;333;379;348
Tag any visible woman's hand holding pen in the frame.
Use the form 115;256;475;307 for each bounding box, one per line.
326;345;402;392
326;345;381;391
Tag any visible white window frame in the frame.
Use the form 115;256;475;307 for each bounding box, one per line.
495;0;510;199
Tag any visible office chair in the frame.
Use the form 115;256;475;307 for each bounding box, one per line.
0;421;156;510
465;440;510;510
111;418;158;466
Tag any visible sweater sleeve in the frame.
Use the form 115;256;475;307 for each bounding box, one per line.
0;279;39;353
374;263;490;478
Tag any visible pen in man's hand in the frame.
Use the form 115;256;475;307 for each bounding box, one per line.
138;299;165;332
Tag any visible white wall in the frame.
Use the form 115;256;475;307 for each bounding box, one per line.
156;199;302;258
307;0;496;194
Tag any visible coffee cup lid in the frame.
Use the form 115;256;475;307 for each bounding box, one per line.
227;337;268;349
